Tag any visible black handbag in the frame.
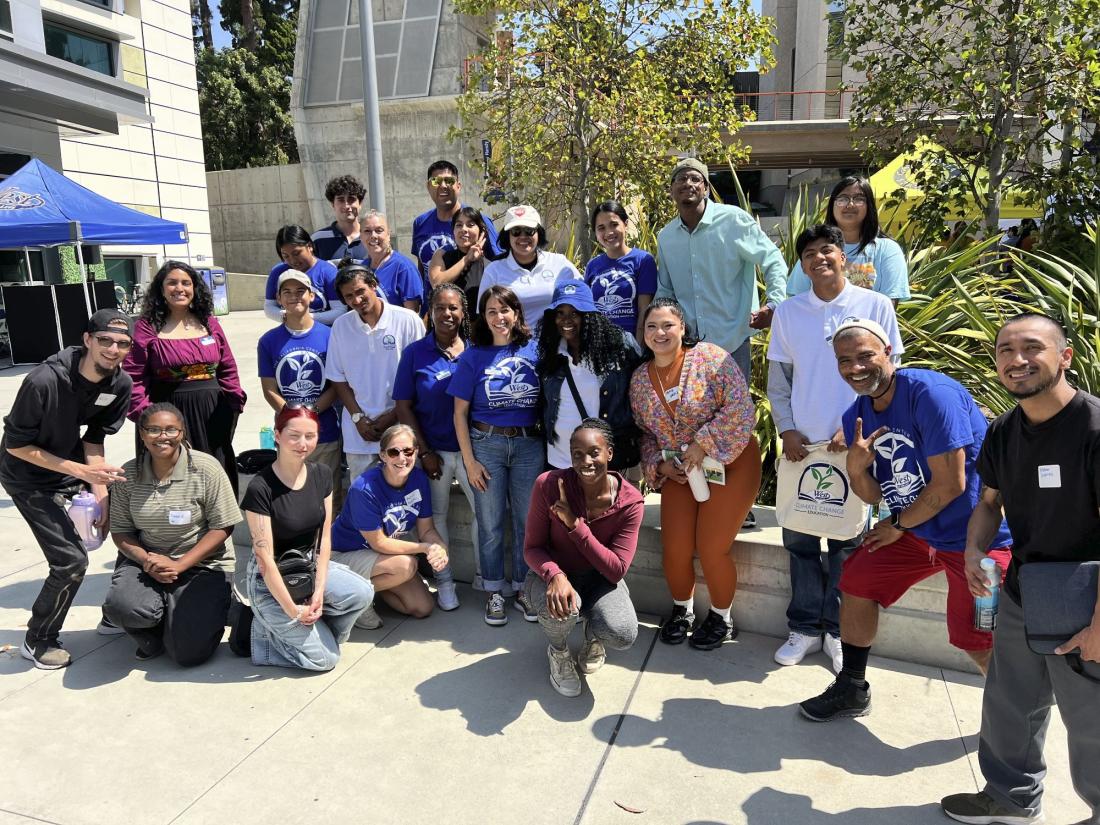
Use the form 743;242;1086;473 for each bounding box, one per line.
276;528;320;604
1018;560;1100;683
563;365;640;471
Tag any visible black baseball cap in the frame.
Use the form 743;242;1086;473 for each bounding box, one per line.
87;309;134;339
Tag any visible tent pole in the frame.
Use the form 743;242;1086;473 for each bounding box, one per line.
76;243;92;316
22;248;31;282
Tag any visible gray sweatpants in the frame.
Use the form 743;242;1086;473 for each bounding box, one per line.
524;569;638;651
977;592;1100;822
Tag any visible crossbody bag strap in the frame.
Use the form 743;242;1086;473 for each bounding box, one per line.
563;362;590;419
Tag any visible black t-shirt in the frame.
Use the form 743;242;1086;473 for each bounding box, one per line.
241;463;333;558
978;390;1100;591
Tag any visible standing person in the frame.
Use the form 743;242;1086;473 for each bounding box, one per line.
584;201;657;341
427;206;502;313
629;298;761;650
242;405;374;671
326;261;424;481
263;225;344;325
536;281;641;472
2;310;133;669
394;284;478;610
411;160;501;285
358;210;424;311
124;261;247;495
449;285;544;625
942;314;1100;825
103;403;239;665
311;174;368;262
257;270;343;506
479;205;583;323
798;320;1012;722
524;420;643;697
331;424;451;626
768;226;903;671
786;176;910;305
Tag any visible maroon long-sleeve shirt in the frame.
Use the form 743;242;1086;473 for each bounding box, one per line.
523;468;644;584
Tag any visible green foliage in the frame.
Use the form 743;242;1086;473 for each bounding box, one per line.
451;0;775;260
841;0;1100;233
59;246;106;284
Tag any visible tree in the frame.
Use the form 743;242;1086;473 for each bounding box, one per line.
451;0;775;259
191;0;214;51
841;0;1100;233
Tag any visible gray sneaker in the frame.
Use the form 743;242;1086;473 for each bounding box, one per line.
547;644;582;697
514;591;539;622
941;791;1043;824
20;640;72;670
484;593;508;626
354;603;383;630
578;637;606;674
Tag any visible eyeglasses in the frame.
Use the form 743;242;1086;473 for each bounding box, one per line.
673;173;706;185
94;335;132;351
509;227;537;237
384;446;417;458
284;402;316;412
429;175;458;187
835;195;868;207
141;426;182;437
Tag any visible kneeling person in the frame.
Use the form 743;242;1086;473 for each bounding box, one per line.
799;320;1011;722
523;420;643;697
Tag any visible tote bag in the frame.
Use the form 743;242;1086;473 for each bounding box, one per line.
775;443;869;541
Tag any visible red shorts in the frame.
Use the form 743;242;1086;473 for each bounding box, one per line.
839;531;1012;652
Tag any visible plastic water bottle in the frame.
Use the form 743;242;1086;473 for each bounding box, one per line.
973;556;1000;631
681;444;711;502
67;491;103;551
260;426;276;450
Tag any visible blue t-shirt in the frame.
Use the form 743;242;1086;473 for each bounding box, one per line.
311;222;368;262
787;237;910;300
265;259;341;314
584;248;658;332
841;369;1012;551
393;333;465;453
411;206;502;273
366;252;424;309
331;465;433;551
447;340;540;428
256;324;340;443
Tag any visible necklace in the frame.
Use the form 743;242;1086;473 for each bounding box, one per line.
583;475;618;520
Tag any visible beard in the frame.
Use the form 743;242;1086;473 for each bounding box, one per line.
1007;366;1063;399
91;359;118;378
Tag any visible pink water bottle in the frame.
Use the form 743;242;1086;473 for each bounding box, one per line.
68;491;104;551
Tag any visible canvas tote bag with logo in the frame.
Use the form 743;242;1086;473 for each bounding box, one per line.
775;443;869;541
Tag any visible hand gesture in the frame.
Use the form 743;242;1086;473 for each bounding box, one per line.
80;463;127;486
143;553;179;583
847;417;888;474
421;451;443;480
863;518;903;552
465;458;492;492
826;428;847;453
424;542;449;572
781;430;810;462
550;478;578;530
465;238;485;264
545;573;579;620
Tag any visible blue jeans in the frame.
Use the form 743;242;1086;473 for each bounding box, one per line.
247;557;374;671
730;340;751;384
469;429;544;591
782;528;861;637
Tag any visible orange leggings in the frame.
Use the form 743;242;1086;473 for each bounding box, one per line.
660;438;762;609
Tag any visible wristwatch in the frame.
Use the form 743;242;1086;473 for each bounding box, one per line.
351;412;365;424
890;511;908;531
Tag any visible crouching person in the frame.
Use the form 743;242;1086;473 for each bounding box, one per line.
104;403;238;665
523;419;643;697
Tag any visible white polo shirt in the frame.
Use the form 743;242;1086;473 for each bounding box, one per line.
768;281;903;442
326;302;425;454
479;250;582;322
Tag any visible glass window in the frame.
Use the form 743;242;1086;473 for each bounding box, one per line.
0;250;45;284
43;23;114;76
0;0;13;40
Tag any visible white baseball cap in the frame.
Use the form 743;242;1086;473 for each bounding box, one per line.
502;204;542;232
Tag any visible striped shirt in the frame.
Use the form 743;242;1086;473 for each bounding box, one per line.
110;448;241;569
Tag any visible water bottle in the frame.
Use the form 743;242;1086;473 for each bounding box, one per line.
681;444;711;503
973;556;1000;631
67;491;103;551
260;426;276;450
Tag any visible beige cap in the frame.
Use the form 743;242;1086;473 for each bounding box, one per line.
502;204;542;232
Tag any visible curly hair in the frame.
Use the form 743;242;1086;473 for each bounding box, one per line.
141;261;214;332
324;174;366;204
426;284;472;342
536;305;635;377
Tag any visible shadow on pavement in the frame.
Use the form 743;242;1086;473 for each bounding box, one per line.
740;788;946;823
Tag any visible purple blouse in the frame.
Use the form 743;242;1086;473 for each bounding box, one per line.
123;316;246;420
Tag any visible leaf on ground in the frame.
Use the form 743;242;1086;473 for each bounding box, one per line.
614;801;646;814
0;645;16;656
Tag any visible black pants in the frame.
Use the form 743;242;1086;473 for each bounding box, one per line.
3;483;87;646
103;556;230;667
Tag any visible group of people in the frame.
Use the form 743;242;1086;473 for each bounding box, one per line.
2;154;1097;825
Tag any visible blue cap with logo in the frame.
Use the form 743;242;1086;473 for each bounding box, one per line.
547;280;597;314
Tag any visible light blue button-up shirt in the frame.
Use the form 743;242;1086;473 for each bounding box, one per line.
655;201;788;353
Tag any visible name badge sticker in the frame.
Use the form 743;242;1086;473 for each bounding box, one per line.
405;489;422;506
168;509;192;525
1038;465;1061;489
94;393;117;406
199;336;216;346
663;386;681;403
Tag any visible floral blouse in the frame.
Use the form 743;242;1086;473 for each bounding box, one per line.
628;342;756;489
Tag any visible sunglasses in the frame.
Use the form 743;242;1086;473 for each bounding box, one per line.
509;227;537;237
94;335;132;351
384;446;417;458
141;426;182;437
429;175;458;186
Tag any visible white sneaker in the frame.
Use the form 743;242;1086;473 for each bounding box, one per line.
436;581;459;611
824;632;843;674
774;631;823;666
578;637;606;674
547;644;582;697
354;603;383;630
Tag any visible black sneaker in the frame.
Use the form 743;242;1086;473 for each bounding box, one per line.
689;610;736;650
799;672;871;722
659;605;694;645
940;791;1042;824
742;510;757;529
135;639;165;661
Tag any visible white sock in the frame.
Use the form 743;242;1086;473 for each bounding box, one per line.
673;597;694;614
711;605;732;622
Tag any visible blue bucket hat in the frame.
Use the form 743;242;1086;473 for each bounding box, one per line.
547;280;597;314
